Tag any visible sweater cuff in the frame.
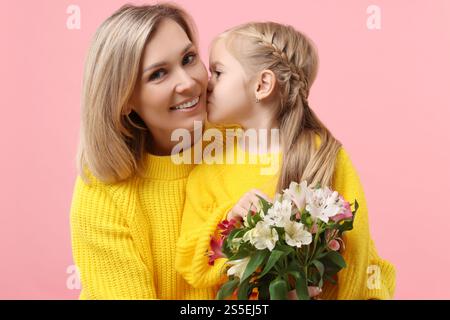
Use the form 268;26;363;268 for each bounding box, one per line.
190;202;235;288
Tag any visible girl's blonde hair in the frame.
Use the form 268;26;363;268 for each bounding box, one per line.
77;3;197;184
218;22;342;192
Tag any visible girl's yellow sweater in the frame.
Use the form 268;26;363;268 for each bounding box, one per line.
70;153;217;299
175;135;396;299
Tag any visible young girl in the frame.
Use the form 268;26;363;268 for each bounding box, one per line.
175;22;396;299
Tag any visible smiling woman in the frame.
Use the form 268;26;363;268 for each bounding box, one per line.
70;3;213;299
130;18;208;156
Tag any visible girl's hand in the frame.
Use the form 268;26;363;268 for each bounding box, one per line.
227;189;271;221
287;286;322;300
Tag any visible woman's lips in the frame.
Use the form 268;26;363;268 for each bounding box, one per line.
170;95;200;112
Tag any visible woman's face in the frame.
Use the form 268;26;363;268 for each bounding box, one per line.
207;38;254;126
132;18;208;154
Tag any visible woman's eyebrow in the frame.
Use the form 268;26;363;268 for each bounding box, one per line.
142;43;194;74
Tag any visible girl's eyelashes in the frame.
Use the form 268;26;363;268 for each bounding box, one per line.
213;70;222;79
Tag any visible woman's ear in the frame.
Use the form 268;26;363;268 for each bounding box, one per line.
254;69;277;102
124;94;138;115
122;104;133;116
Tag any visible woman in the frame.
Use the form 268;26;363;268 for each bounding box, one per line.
70;3;214;299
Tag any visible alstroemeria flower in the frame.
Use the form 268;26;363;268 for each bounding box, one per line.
325;229;346;251
331;197;353;222
328;239;340;251
263;199;293;228
243;221;279;251
284;180;308;212
306;187;341;223
227;257;251;279
207;236;224;266
284;221;313;248
218;218;239;236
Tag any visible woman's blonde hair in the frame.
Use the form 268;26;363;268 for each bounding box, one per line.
77;3;197;184
218;22;342;192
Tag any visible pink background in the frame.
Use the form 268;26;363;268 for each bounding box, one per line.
1;0;449;299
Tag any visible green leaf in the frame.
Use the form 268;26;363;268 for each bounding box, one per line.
260;250;285;278
229;247;252;261
337;220;354;232
354;199;359;213
257;282;271;300
254;213;263;224
256;195;272;213
246;208;254;227
323;273;337;285
216;278;239;300
269;278;288;300
241;250;267;283
325;251;347;269
237;277;252;300
286;256;301;272
276;244;295;255
312;260;325;277
295;270;310;300
287;270;301;280
224;228;244;248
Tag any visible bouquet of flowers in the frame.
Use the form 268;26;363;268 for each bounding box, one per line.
208;180;358;300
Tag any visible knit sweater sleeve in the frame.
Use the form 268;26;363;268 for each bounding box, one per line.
175;166;235;289
70;174;157;299
325;147;396;300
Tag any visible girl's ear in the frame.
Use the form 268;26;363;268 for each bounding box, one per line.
254;69;277;102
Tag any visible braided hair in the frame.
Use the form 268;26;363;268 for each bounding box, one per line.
217;22;342;192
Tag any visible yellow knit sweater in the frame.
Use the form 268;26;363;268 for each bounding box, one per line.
70;153;217;299
176;135;396;299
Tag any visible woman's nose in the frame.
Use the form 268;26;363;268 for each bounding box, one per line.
175;69;196;94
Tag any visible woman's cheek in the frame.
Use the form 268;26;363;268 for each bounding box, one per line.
196;63;209;87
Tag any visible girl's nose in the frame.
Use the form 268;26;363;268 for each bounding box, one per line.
207;79;214;93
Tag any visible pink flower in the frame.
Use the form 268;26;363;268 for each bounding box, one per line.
207;236;224;266
325;229;346;251
310;223;319;234
328;239;340;251
331;198;353;222
218;218;239;236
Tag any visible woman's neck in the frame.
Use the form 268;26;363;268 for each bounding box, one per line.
147;128;202;156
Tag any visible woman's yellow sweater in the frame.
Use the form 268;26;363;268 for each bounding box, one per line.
70;153;217;299
175;136;396;299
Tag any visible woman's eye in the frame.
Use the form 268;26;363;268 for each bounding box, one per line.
214;70;222;78
149;69;166;81
182;52;197;65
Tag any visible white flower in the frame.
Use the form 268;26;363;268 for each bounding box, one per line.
284;221;312;248
306;187;341;223
243;221;279;251
263;198;293;228
284;180;309;211
227;257;251;279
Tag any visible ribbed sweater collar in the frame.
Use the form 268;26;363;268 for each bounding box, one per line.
142;153;195;180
